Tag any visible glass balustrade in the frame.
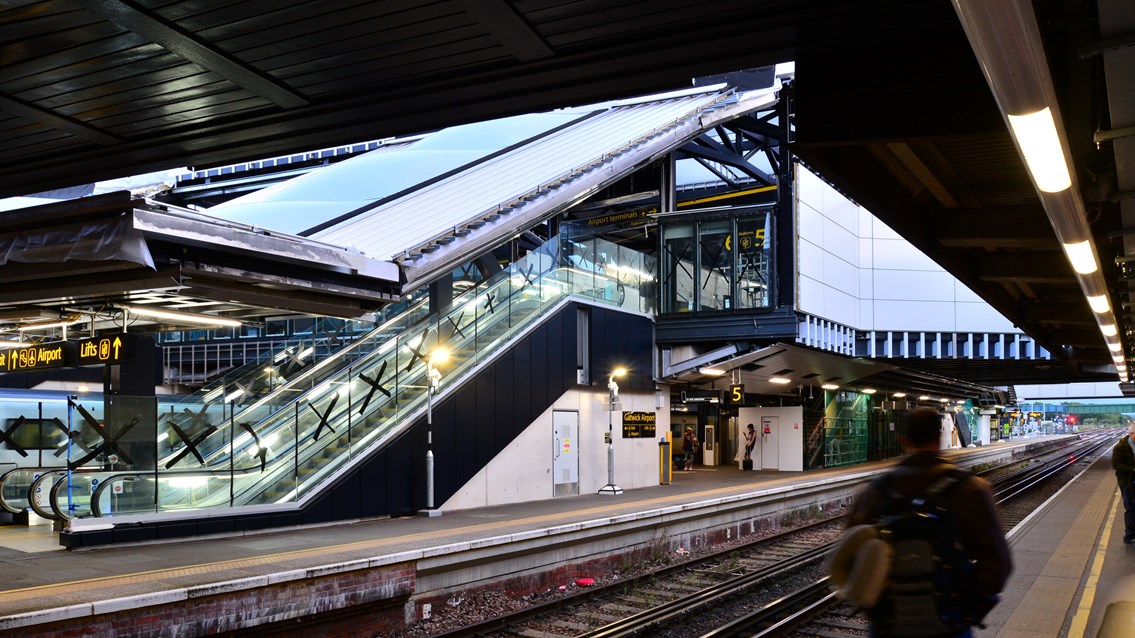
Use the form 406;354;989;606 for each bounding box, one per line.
53;235;654;520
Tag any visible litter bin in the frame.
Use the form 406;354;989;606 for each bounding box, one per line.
659;438;672;485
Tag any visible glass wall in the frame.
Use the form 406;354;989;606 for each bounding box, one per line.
660;206;773;314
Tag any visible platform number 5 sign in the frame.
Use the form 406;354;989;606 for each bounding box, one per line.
728;384;744;405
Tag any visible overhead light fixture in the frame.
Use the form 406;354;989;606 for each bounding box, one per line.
939;398;949;403
919;395;931;401
1102;323;1118;337
18;317;82;331
1109;342;1123;352
893;392;907;398
769;377;791;384
701;368;726;376
0;340;29;350
821;383;839;390
1087;295;1111;313
1062;241;1098;275
125;305;241;327
1006;108;1072;193
861;388;877;394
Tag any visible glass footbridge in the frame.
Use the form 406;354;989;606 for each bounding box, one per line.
0;235;655;525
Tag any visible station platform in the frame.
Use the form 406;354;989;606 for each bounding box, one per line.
985;447;1135;638
0;434;1116;637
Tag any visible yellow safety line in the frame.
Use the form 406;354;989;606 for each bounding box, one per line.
0;478;800;602
1068;487;1120;636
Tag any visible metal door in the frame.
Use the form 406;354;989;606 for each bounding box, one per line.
553;410;579;496
761;416;779;469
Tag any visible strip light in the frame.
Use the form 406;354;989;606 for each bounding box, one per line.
18;318;81;331
1062;241;1098;275
1087;295;1110;313
1006;108;1072;193
125;305;242;327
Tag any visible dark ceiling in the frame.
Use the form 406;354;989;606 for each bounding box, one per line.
0;0;1130;388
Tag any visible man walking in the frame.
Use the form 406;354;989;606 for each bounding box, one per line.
1110;424;1135;544
844;407;1012;637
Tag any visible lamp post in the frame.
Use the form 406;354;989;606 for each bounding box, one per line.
599;367;627;495
421;346;449;517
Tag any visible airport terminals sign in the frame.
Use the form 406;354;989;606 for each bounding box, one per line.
0;334;138;374
622;411;657;438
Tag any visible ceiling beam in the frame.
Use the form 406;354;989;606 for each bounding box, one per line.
931;205;1055;248
457;0;555;61
0;93;121;146
976;252;1076;284
76;0;309;109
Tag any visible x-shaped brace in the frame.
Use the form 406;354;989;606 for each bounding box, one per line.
68;402;138;469
357;360;391;416
0;416;29;458
162;412;217;469
404;327;431;373
308;393;339;441
444;310;466;340
239;422;267;472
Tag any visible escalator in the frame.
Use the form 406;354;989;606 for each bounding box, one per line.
55;234;655;528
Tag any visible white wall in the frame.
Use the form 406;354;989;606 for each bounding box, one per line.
796;166;1017;334
736;406;804;471
443;388;670;510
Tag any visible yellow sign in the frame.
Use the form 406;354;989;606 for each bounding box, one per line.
0;343;73;373
76;334;137;366
622;411;657;438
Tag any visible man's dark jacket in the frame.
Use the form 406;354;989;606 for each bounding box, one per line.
1111;435;1135;486
847;450;1013;620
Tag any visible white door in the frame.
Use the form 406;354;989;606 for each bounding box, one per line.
761;416;779;470
553;410;579;496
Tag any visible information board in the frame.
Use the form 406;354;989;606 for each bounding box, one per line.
76;333;137;366
622;411;657;438
0;342;74;373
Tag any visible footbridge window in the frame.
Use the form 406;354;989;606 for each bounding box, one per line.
660;206;773;314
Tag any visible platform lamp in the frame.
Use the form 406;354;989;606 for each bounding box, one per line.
421;346;449;517
599;367;627;495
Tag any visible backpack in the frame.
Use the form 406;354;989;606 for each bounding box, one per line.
830;467;978;638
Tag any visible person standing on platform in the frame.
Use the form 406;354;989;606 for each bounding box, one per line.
682;427;698;471
1110;423;1135;545
844;407;1012;637
743;423;757;460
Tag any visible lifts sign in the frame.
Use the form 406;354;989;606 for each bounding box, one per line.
0;342;74;373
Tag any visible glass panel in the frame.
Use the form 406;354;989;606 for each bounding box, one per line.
53;234;656;519
698;219;732;311
736;213;772;309
661;224;696;313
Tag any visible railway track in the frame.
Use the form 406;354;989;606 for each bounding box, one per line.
394;433;1114;638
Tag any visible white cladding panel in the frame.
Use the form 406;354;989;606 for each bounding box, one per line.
443;389;666;510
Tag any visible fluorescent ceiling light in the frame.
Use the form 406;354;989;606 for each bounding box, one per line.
125;305;241;327
919;395;930;401
18;318;81;331
861;388;876;394
1087;295;1110;313
769;377;791;384
0;340;29;350
1007;108;1072;193
1101;323;1118;337
893;392;906;397
1062;241;1097;275
821;383;839;390
1108;342;1123;352
939;398;949;403
701;368;726;376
